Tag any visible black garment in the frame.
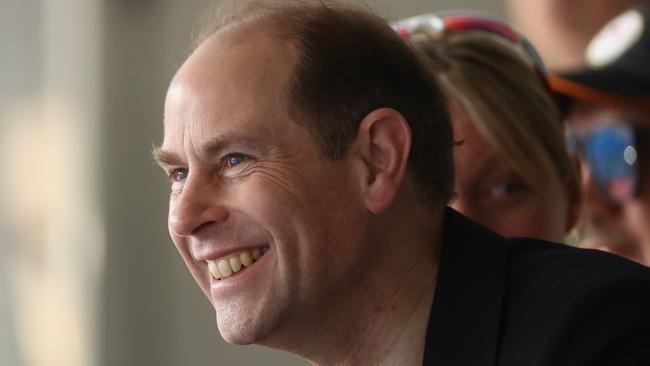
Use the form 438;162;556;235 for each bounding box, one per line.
424;208;650;366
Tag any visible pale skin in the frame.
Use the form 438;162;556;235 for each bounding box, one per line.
568;103;650;265
450;103;575;243
156;26;441;365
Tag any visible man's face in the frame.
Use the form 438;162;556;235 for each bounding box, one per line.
568;103;650;261
157;32;370;345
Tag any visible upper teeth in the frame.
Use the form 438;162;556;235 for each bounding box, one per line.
207;248;263;279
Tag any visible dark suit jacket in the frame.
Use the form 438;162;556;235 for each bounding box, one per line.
424;208;650;365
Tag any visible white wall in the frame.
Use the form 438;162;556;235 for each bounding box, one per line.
1;0;103;365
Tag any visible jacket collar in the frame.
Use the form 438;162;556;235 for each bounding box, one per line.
423;207;508;365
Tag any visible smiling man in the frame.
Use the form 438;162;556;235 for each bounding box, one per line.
154;1;650;365
154;2;450;364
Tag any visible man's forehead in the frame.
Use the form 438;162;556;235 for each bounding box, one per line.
174;25;297;83
164;29;296;121
165;29;297;123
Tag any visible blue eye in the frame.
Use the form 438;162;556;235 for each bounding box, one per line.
225;154;248;167
171;168;188;182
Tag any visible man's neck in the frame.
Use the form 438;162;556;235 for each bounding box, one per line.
358;266;437;366
323;235;438;366
285;204;444;365
378;283;436;366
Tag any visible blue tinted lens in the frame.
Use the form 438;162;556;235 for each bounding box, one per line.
585;124;637;201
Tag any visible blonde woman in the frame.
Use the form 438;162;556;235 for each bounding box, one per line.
394;13;580;242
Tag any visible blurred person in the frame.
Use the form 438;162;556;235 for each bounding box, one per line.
396;13;579;243
507;0;639;71
154;1;650;364
550;3;650;265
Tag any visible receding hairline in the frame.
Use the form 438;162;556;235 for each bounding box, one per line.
182;0;456;206
192;0;360;51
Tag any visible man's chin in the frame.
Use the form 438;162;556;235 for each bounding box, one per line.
216;319;259;345
220;332;257;345
215;309;276;346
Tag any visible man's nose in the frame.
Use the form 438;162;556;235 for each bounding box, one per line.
168;178;229;237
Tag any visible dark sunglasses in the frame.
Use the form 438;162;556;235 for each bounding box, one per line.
567;122;639;202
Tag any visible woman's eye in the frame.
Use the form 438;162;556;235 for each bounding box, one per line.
225;153;248;168
488;180;527;199
170;168;188;182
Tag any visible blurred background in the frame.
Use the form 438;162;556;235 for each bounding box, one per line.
3;0;609;365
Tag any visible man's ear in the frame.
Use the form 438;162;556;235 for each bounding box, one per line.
353;108;411;214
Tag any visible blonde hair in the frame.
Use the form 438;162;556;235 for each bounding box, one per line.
409;30;577;193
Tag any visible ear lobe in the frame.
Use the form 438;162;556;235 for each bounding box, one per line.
355;108;412;214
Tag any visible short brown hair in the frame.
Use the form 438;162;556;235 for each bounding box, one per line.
195;0;455;206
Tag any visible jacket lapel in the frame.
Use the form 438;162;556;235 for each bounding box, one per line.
423;208;508;366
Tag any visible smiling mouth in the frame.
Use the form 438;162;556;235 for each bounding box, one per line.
207;246;269;280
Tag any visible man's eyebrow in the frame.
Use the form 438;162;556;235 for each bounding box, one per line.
202;134;269;156
151;147;185;166
151;136;242;166
151;134;267;166
203;136;227;156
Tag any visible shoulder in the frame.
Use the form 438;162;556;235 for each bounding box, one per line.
506;238;650;299
435;209;650;365
500;238;650;366
536;272;650;365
